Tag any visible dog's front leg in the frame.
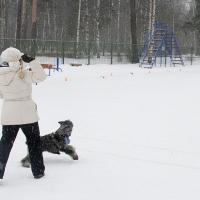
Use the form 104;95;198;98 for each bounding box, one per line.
61;145;79;160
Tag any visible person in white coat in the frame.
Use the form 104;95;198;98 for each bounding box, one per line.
0;47;47;179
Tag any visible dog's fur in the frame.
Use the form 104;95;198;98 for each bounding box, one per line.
21;120;78;168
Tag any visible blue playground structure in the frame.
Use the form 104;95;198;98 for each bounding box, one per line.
140;21;184;68
39;57;62;76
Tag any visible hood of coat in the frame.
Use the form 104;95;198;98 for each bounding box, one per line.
1;47;23;63
0;61;21;86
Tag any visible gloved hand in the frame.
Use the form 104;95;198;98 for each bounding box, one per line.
0;62;9;67
21;54;35;63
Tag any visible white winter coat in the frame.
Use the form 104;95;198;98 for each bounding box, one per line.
0;60;47;125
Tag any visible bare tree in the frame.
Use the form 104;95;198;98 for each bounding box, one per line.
108;0;114;43
148;0;156;36
148;0;156;61
31;0;38;55
0;0;6;39
117;0;121;56
31;0;37;39
21;0;28;39
16;0;28;47
117;0;121;44
130;0;139;63
76;0;82;57
0;0;194;58
85;0;89;42
148;0;152;34
96;0;101;58
16;0;23;45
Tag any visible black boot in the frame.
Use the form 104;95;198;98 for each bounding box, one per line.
34;173;45;179
0;162;5;179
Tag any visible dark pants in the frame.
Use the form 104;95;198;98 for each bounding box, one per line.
0;122;45;178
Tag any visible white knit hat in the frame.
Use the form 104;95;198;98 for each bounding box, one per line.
1;47;24;63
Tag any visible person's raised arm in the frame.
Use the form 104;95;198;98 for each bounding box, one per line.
21;54;47;83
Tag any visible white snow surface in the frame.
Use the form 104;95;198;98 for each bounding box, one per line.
1;63;200;200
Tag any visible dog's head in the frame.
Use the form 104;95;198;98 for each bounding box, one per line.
55;120;73;137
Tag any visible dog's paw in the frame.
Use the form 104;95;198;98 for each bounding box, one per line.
72;153;79;160
21;160;31;168
21;155;31;168
64;145;79;160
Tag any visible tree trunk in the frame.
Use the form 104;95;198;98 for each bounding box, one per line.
31;0;37;39
117;0;121;43
109;0;113;42
148;0;153;35
130;0;139;63
152;0;156;32
148;0;156;62
117;0;121;56
96;0;101;58
84;0;90;59
148;0;156;37
195;0;200;54
76;0;82;58
21;0;28;39
0;0;6;39
16;0;23;47
85;0;89;42
47;1;51;40
31;0;38;55
53;1;57;40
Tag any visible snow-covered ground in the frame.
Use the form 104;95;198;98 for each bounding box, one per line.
1;63;200;200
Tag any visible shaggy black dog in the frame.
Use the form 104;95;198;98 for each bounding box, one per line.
21;120;78;168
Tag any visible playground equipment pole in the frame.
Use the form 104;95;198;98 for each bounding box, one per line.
170;0;175;33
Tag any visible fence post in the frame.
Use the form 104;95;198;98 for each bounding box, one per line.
31;39;37;57
160;48;162;67
87;41;91;65
62;41;65;64
103;41;105;56
164;49;167;67
56;57;59;70
111;42;113;65
74;41;77;59
56;40;59;61
190;47;194;65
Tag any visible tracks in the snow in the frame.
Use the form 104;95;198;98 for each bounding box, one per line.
75;136;200;170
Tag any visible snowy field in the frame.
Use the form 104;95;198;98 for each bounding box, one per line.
1;63;200;200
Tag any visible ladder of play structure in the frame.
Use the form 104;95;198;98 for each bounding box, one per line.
140;21;184;68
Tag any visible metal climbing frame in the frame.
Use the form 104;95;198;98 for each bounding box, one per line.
140;21;184;68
